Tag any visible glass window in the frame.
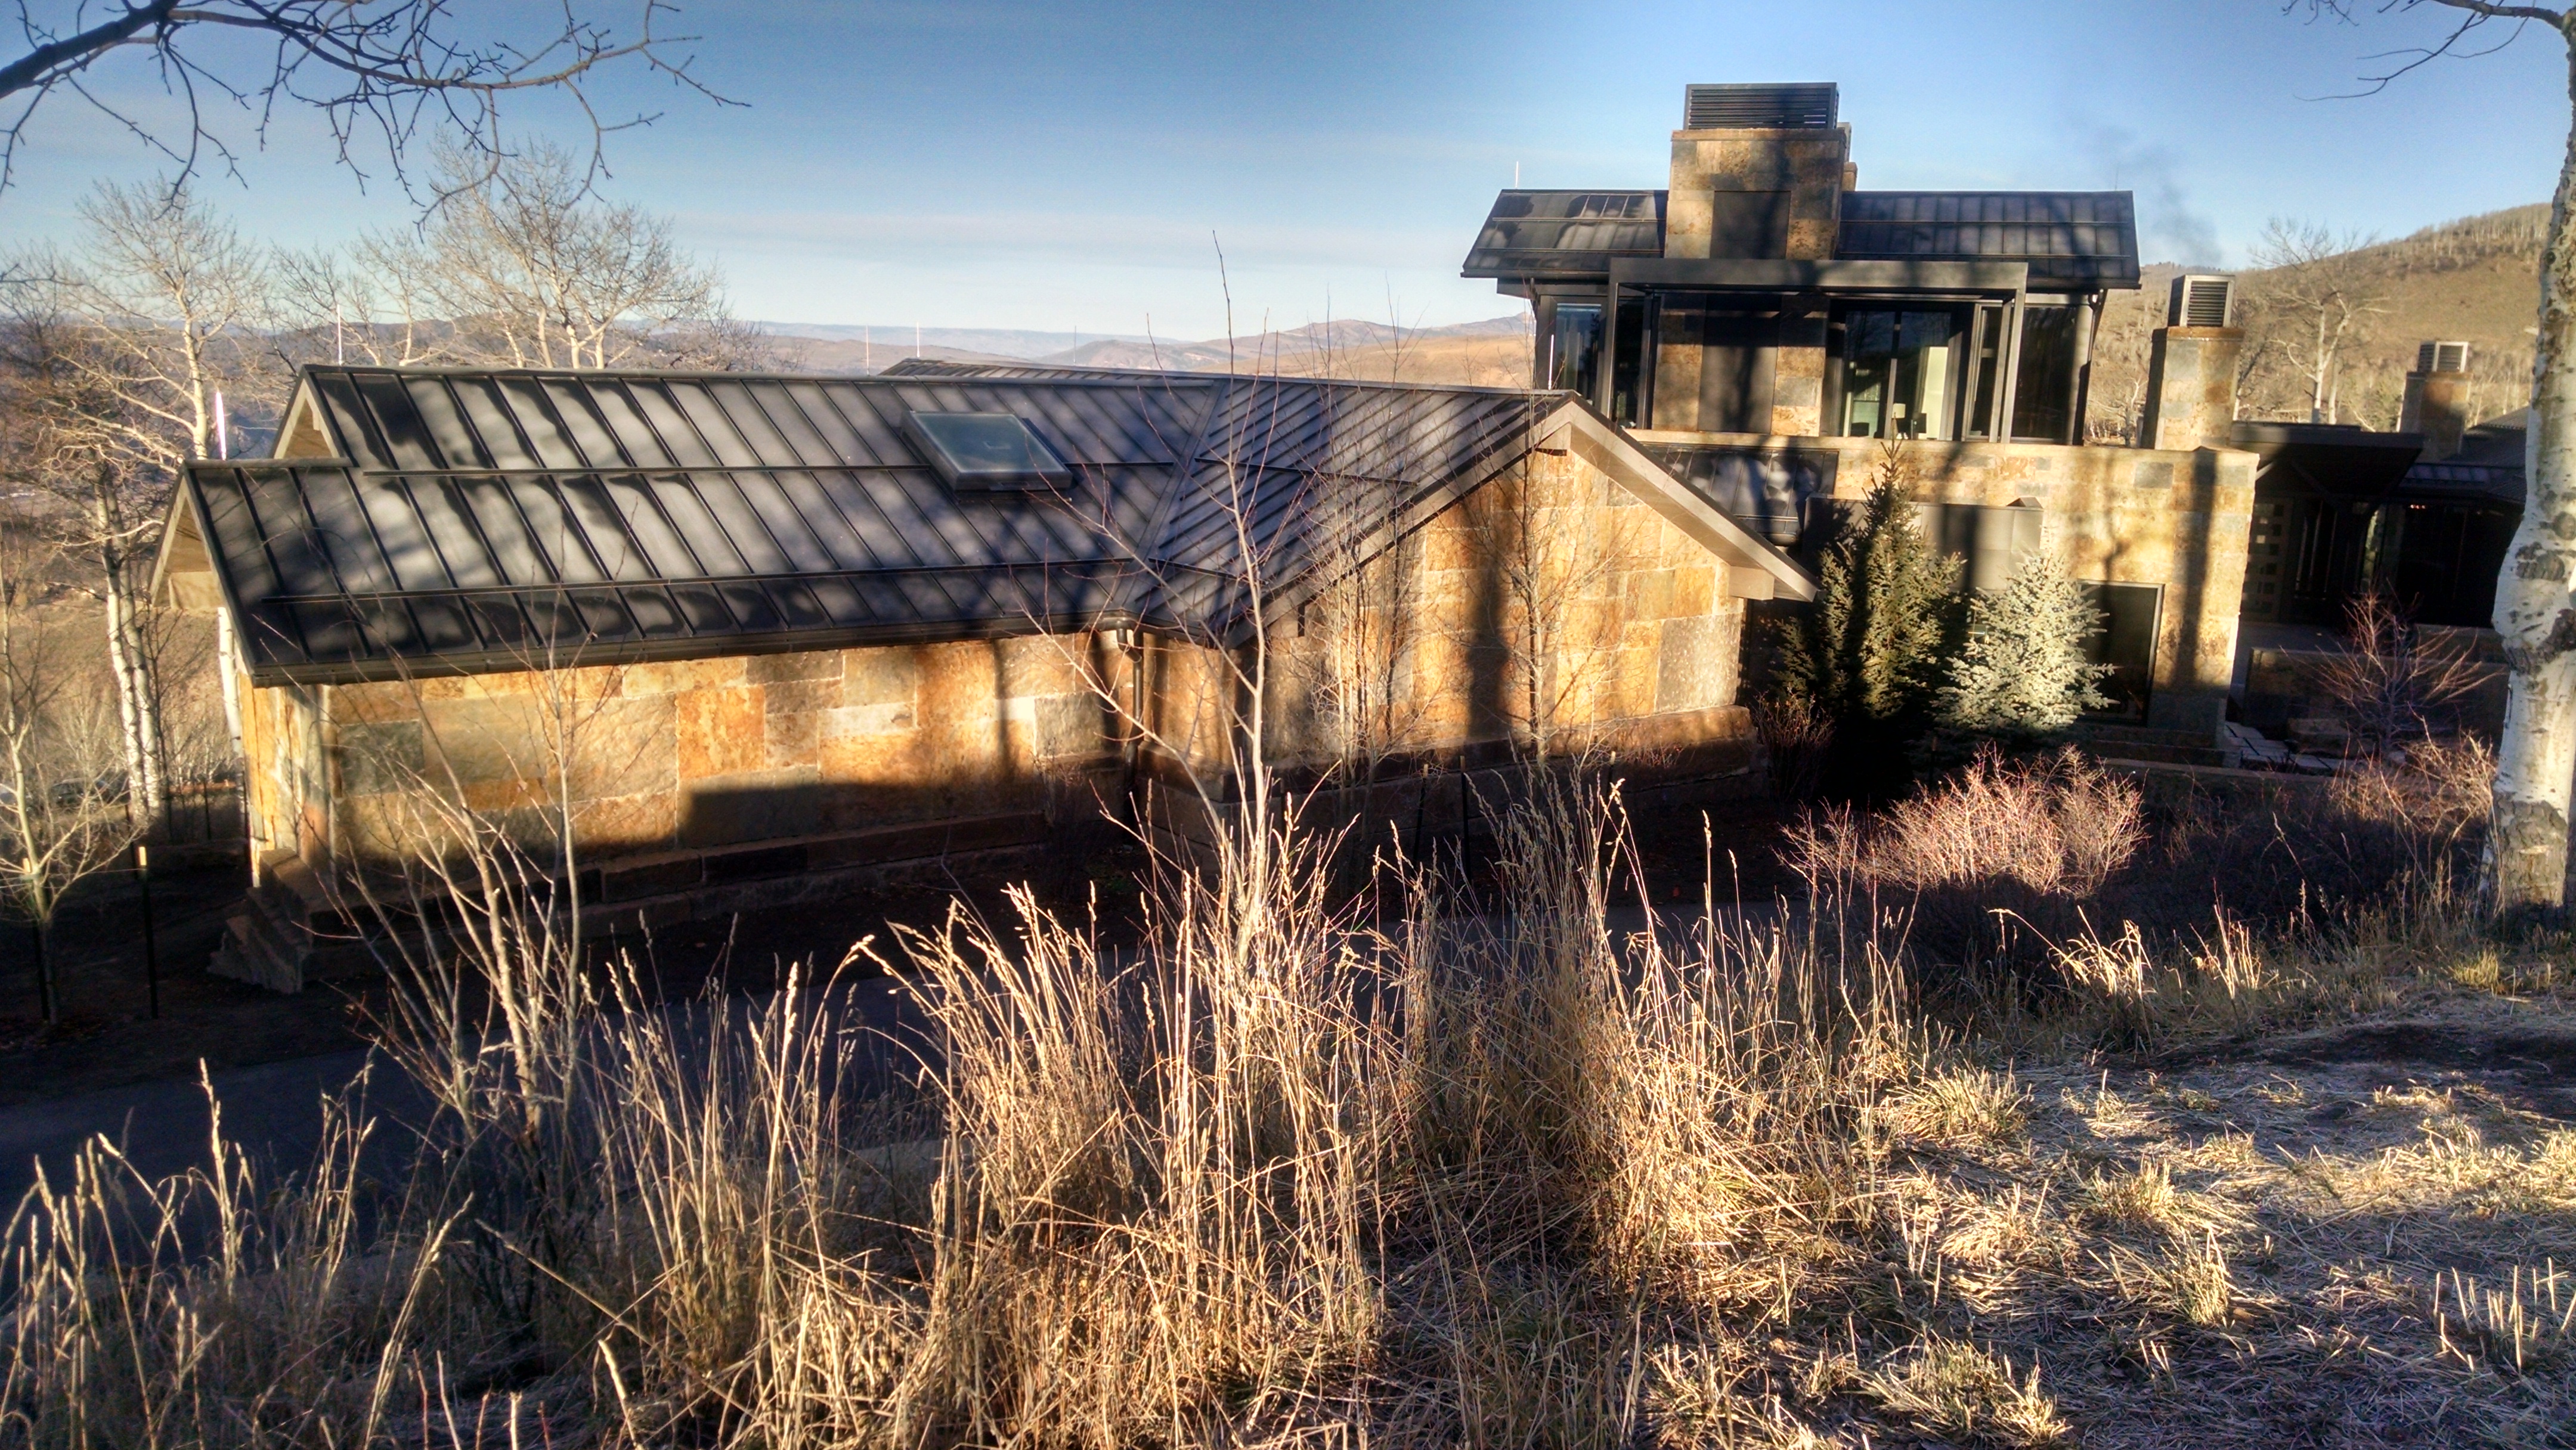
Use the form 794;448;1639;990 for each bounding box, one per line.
905;411;1071;491
2077;582;2160;718
1609;298;1649;424
1549;303;1602;398
1965;305;2005;439
1835;308;1962;439
2010;305;2079;443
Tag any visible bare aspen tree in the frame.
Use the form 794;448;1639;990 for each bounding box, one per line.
2298;0;2576;906
0;525;139;1022
1;185;272;828
2245;218;2386;422
281;142;763;372
1461;454;1642;762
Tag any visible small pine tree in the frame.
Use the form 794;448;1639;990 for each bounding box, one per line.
1936;556;2115;737
1774;478;1959;733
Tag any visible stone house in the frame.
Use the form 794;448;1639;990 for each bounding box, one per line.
1463;80;2258;736
153;364;1812;987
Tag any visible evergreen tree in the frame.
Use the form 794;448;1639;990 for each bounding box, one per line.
1936;556;2115;737
1773;479;1959;733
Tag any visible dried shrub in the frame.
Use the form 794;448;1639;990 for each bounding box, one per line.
2315;590;2488;753
1783;747;2145;969
1753;695;1834;803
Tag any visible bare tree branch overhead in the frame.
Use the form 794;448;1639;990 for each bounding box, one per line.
0;1;728;197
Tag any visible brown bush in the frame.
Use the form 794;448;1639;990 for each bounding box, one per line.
1782;748;2147;970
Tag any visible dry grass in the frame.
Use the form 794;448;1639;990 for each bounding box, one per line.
4;758;2573;1446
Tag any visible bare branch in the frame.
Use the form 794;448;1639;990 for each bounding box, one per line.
2290;0;2568;97
1;1;732;199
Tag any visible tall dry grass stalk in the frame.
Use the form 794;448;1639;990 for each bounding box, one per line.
1;755;1940;1445
2;742;2532;1444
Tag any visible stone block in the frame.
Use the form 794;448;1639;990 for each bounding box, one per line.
1655;614;1739;714
998;634;1088;698
679;765;823;847
825;702;915;738
571;695;677;800
763;678;837;717
620;656;746;697
423;696;545;783
676;686;763;779
820;727;923;785
841;646;920;707
766;708;823;769
1035;693;1108;760
335;721;425;795
574;791;679;855
745;649;844;684
329;681;424;725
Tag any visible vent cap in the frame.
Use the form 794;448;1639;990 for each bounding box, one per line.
2416;340;2470;374
2168;273;2235;329
1683;82;1838;131
903;411;1072;492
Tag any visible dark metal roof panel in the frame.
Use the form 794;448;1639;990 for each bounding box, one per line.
1835;191;2140;289
195;366;1591;681
1462;190;1668;279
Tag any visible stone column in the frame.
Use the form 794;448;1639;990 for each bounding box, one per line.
1772;296;1828;436
2138;326;2244;451
2400;352;2472;461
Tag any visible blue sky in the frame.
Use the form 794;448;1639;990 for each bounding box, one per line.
0;0;2565;338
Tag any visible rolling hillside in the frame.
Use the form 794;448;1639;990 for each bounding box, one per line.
2094;205;2548;438
765;315;1536;388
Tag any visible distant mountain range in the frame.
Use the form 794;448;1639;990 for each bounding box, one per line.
757;315;1535;382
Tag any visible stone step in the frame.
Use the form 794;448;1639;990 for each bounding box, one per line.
209;911;305;993
2094;742;2240;769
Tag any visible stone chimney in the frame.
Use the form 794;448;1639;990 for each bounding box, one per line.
2138;274;2243;451
2401;341;2472;461
1658;84;1850;436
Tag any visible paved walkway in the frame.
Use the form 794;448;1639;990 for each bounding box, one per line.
0;977;932;1210
0;1046;386;1206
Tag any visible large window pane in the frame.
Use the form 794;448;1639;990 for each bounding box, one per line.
1610;298;1649;424
1965;305;2005;438
1835;308;1962;439
2011;305;2079;442
1549;303;1602;398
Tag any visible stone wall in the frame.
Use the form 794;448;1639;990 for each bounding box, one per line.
241;450;1766;899
1138;449;1756;813
239;674;327;867
314;635;1128;870
1633;429;2256;736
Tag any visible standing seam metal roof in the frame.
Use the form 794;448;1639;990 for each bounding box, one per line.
181;365;1567;684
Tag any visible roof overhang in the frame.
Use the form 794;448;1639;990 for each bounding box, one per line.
1609;257;2032;299
2230;423;2425;500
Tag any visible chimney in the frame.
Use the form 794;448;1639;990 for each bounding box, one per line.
2138;274;2243;451
2401;340;2472;461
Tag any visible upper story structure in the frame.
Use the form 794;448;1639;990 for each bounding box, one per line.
1461;81;2140;447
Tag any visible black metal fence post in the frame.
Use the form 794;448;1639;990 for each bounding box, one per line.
135;840;160;1020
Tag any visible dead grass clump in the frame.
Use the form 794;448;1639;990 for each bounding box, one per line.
5;736;2571;1445
1890;1066;2030;1151
2435;1262;2575;1376
1863;1335;2070;1447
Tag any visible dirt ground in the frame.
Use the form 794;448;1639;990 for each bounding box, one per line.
1799;975;2576;1448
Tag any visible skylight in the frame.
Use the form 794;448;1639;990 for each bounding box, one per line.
903;410;1072;492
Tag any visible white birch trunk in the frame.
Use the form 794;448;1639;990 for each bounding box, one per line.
2487;26;2576;910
